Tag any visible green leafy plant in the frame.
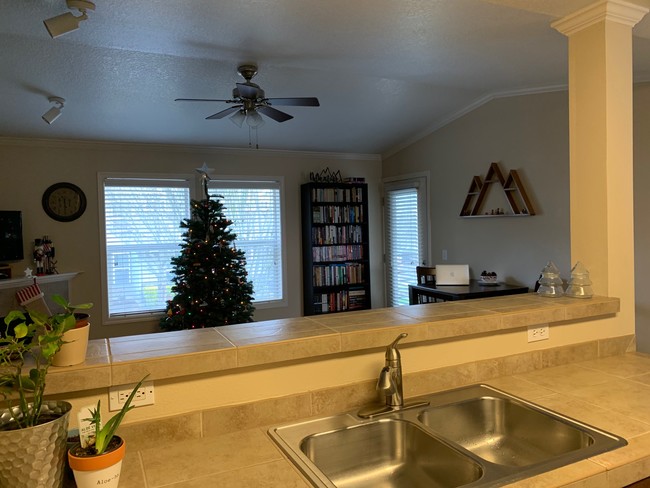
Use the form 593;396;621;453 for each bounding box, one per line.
82;376;148;455
0;295;92;428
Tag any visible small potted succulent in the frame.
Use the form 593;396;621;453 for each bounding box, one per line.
0;295;93;488
68;376;147;488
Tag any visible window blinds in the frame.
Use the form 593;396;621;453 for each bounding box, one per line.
103;179;190;316
385;186;421;306
209;180;283;303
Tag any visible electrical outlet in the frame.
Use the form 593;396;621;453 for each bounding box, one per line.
442;249;448;261
108;380;154;411
527;325;550;343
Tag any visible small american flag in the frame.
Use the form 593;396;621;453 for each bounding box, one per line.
16;283;51;315
16;284;44;306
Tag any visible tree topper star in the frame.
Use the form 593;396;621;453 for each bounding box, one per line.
196;163;215;198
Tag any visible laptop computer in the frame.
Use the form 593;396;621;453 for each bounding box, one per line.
435;264;470;285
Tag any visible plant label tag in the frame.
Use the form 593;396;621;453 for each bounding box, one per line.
78;404;101;449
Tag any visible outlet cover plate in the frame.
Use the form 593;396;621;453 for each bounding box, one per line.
109;380;154;411
527;325;550;343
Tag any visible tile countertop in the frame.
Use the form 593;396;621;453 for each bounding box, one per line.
110;353;650;488
46;294;620;394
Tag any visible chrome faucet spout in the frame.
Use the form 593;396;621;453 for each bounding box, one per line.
358;332;429;418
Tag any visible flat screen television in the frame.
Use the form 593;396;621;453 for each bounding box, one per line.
0;211;24;262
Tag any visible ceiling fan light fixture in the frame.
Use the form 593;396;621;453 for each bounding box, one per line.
44;0;95;38
230;110;246;128
246;111;265;128
42;96;65;124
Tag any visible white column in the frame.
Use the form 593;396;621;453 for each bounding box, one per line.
552;1;647;334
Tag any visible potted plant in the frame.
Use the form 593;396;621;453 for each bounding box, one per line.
0;295;93;488
68;376;147;488
50;295;93;367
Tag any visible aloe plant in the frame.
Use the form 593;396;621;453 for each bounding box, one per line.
82;376;148;455
0;295;92;428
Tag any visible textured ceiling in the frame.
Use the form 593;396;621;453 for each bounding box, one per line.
1;0;649;155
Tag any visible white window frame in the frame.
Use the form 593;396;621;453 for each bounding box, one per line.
208;176;287;309
98;173;196;324
382;172;430;307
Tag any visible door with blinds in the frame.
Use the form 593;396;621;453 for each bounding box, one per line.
383;176;428;306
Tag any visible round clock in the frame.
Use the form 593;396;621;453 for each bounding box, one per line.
42;182;87;222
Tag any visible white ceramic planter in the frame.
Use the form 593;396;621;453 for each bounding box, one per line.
52;321;89;367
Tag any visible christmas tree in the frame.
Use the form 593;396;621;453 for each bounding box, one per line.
160;167;254;330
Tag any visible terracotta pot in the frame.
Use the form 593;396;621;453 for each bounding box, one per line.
68;436;126;488
52;318;89;367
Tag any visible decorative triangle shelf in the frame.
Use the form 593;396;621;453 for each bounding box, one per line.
460;162;535;217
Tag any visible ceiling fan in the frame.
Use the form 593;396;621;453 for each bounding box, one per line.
175;64;320;127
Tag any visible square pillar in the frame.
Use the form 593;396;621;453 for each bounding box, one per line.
552;1;647;334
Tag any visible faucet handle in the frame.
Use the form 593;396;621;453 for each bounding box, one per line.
385;333;408;362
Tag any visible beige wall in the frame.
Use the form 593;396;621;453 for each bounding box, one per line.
0;139;383;338
383;90;571;288
634;83;650;352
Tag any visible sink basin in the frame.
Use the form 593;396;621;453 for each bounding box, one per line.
418;396;594;467
269;384;627;487
300;418;483;488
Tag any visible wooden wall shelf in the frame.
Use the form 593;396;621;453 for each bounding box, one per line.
460;162;535;217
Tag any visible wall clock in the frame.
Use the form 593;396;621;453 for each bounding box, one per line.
42;182;87;222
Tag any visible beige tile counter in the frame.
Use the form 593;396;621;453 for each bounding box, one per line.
110;352;650;488
47;294;620;395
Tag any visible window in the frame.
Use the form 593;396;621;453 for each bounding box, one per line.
208;178;285;306
99;175;191;319
383;176;429;306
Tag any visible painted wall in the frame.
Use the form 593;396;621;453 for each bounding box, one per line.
382;90;571;289
634;83;650;353
0;140;383;338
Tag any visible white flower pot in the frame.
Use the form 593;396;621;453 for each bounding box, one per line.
52;320;89;367
69;435;126;488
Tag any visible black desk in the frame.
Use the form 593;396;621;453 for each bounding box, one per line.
408;280;529;304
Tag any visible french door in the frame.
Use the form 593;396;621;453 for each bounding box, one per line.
383;176;429;306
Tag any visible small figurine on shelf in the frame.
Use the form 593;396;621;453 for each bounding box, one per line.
537;261;565;297
34;238;44;275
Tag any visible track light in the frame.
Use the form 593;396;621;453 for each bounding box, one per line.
42;97;65;124
44;0;95;38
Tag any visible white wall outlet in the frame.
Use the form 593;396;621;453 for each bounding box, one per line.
442;249;448;261
527;325;550;343
108;380;154;411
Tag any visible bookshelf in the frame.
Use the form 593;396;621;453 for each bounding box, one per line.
301;182;371;315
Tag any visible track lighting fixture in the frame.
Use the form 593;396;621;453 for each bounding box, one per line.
44;0;95;39
42;97;65;125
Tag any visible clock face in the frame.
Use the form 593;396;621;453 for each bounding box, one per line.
42;183;87;222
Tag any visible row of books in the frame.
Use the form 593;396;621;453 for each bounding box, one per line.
312;288;367;313
312;263;365;286
312;244;364;262
311;187;364;203
311;225;363;245
312;205;364;224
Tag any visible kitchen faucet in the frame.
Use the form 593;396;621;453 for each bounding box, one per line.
358;332;429;418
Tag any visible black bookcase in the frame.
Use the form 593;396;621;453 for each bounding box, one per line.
301;182;371;315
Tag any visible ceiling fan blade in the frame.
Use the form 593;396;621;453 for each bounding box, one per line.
175;98;232;102
257;105;294;123
236;83;262;99
206;106;242;120
266;97;320;107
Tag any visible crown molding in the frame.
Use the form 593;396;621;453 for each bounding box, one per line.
552;0;649;36
0;136;381;162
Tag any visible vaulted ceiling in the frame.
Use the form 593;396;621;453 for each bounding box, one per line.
2;0;650;155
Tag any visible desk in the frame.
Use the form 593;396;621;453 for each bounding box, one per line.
408;280;529;304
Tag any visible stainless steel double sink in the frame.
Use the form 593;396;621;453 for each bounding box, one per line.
268;384;627;488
